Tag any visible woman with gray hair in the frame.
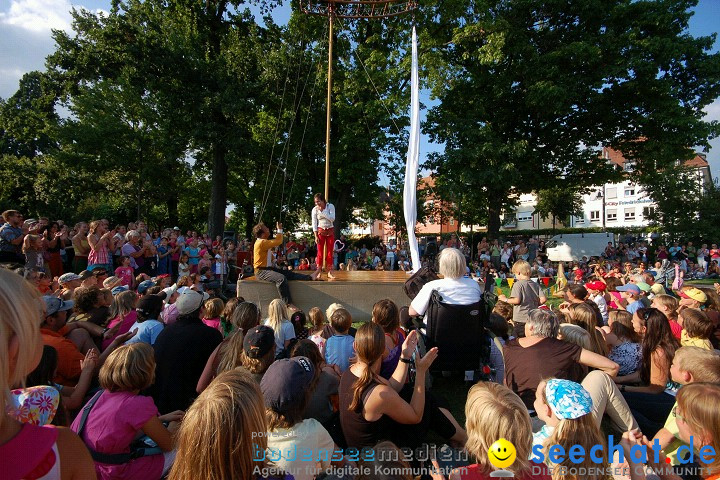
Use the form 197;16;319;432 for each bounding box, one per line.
503;308;619;411
121;229;150;273
408;247;480;317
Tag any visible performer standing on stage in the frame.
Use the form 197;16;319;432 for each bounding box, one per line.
311;193;336;280
253;221;320;308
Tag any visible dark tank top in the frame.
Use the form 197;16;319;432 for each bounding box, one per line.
338;368;392;449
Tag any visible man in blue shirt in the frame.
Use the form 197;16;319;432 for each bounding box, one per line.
0;210;28;264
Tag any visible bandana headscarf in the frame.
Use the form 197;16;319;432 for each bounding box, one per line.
545;379;593;420
7;385;60;426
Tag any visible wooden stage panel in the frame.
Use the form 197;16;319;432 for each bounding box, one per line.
236;270;412;322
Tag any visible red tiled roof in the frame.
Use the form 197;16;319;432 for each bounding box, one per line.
601;147;708;169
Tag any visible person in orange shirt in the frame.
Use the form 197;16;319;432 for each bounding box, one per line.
252;222;319;309
41;296;136;386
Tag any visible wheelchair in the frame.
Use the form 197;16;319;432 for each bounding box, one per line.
408;290;493;381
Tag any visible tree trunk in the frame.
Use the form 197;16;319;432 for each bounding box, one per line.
487;206;501;240
166;195;178;227
208;145;228;238
243;201;254;240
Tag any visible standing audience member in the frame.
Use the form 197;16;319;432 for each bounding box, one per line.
498;260;546;337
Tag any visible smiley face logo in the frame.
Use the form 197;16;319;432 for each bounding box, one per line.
488;438;517;469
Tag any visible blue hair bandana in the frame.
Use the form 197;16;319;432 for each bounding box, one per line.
545;379;593;420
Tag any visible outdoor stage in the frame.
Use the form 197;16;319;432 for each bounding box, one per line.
236;271;412;322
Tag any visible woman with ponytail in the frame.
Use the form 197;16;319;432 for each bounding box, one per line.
338;322;466;450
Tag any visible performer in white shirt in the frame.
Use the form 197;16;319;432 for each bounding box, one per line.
312;193;336;279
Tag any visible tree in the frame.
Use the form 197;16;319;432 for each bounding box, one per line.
533;186;585;232
424;0;720;238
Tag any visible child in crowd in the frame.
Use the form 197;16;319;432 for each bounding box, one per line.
184;240;200;274
169;370;289;480
325;308;355;373
532;379;609;480
201;298;224;332
652;347;720;467
616;284;644;314
498;260;546;338
585;280;609;325
126;294;165;346
679;308;714;350
601;310;642;376
178;253;190;279
219;297;239;338
23;234;45;272
651;294;682;339
261;357;342;480
450;382;550;479
156;238;171;275
290;310;308;340
115;256;135;288
265;299;296;359
308;306;328;356
102;290;138;350
71;343;183;480
198;251;212;275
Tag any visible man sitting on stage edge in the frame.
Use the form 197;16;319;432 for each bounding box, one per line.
253;221;320;308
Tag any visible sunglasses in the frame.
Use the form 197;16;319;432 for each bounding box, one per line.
672;406;686;423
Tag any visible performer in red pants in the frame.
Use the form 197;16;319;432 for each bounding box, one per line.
312;193;336;279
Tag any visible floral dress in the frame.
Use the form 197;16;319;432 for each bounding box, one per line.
608;341;642;376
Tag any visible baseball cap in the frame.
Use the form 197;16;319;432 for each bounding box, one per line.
243;325;275;359
111;285;129;296
261;357;315;415
136;294;165;319
175;289;210;315
679;287;707;304
103;276;123;289
635;282;651;293
173;226;180;231
584;281;606;292
58;273;82;285
616;284;641;295
137;280;155;295
43;296;75;317
78;270;94;280
650;283;665;296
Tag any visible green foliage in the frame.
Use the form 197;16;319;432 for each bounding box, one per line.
534;186;585;230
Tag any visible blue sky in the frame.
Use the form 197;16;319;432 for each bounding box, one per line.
1;0;718;180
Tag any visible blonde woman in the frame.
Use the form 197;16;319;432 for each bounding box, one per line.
450;382;549;479
170;370;289;480
264;299;295;358
565;302;609;356
0;268;97;478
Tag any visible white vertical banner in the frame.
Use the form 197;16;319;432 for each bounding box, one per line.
404;26;421;273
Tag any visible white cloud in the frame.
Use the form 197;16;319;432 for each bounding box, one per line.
0;0;73;33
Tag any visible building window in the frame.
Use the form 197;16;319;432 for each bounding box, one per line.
590;211;600;221
449;218;455;226
624;208;636;220
624;188;635;196
624;161;634;172
607;210;617;222
517;213;533;222
606;187;617;199
642;207;656;218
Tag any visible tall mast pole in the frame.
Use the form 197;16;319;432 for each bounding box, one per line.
324;7;334;201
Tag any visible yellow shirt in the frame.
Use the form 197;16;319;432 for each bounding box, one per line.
681;330;713;350
663;400;694;465
254;234;283;270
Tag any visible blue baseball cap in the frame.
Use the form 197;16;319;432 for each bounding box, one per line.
616;284;641;295
137;280;155;295
111;285;129;296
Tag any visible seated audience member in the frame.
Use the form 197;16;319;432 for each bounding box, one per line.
152;289;223;413
234;325;276;384
125;294;165;346
325;308;354;373
487;313;511;384
532;379;610;480
262;357;343;480
617;307;680;438
558;323;591;351
41;295;133;386
71;343;182;480
616;284;644;314
339;323;466;450
291;340;340;427
169;370;292;480
679;307;714;350
563;302;608;356
450;382;550;479
58;272;83;300
653;347;720;467
585;280;609;325
196;301;263;392
372;299;407;380
201;297;224;332
504;308;618;411
308;306;329;356
651;294;682;339
1;268;97;479
601;310;642;376
265;299;295;359
408;247;481;317
102;290;139;350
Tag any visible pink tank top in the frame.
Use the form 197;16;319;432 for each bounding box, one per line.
1;423;61;479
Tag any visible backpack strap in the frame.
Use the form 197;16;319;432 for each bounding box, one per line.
75;390;135;465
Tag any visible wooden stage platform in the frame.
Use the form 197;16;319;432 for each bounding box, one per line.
236;271;411;322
